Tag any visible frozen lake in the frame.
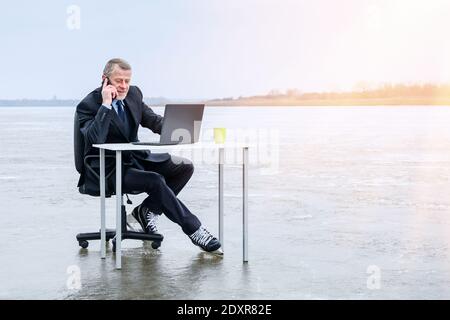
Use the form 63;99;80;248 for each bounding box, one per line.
1;105;450;299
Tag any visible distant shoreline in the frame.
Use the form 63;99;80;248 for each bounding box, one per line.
2;95;450;107
1;99;450;107
3;83;450;107
205;97;450;106
1;104;450;107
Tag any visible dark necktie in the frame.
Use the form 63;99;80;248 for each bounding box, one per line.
116;100;125;122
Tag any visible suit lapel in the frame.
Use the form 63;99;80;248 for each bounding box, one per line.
111;110;130;141
94;88;129;140
94;87;139;141
124;95;139;127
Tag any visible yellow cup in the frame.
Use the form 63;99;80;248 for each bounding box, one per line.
213;128;227;144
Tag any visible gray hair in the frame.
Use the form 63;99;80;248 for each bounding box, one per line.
103;58;132;77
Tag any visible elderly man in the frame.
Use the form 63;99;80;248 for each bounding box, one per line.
76;58;221;254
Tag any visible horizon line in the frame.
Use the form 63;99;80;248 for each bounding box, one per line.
3;81;450;101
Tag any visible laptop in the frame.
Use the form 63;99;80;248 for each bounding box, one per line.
132;104;205;146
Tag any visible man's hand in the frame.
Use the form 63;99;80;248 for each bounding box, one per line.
101;78;118;106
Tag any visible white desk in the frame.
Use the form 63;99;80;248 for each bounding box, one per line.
93;142;249;269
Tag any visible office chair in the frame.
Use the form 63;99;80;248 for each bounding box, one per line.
73;111;163;252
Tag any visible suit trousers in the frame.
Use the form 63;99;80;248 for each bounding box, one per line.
122;155;201;235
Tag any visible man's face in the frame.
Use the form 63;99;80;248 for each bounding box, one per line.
104;65;132;100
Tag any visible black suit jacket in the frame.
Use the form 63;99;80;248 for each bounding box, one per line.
76;85;170;195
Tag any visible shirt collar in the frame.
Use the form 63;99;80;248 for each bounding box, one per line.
112;99;124;111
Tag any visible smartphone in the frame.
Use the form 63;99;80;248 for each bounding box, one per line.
102;77;116;99
102;77;111;86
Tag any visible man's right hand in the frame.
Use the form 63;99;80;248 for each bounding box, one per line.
101;78;118;106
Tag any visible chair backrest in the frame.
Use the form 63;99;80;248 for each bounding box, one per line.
74;111;84;174
73;110;140;198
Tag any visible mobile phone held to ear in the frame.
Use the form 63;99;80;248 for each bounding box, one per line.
102;77;112;86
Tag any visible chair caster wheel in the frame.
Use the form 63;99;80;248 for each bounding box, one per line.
151;241;161;249
79;240;89;249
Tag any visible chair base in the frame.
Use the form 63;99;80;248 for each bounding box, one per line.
76;205;164;251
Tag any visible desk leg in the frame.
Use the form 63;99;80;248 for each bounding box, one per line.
243;147;249;263
115;151;122;269
218;147;224;251
100;149;106;259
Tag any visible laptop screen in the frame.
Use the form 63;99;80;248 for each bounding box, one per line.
160;104;205;144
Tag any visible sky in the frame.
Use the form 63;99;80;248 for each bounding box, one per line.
1;0;450;99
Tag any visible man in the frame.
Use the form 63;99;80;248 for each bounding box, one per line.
76;58;222;254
